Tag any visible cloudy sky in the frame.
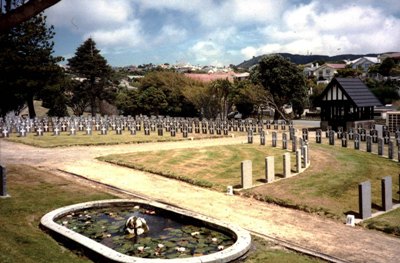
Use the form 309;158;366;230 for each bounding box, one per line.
45;0;400;67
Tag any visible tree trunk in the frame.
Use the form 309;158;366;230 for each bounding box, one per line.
27;95;36;119
90;97;96;116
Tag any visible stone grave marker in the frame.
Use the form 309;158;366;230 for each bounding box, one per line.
378;138;384;156
273;122;278;130
260;131;265;145
158;126;163;136
302;145;308;168
183;128;188;138
19;127;27;137
266;121;271;129
247;129;253;144
265;156;274;183
354;133;360;150
359;181;371;219
144;126;150;136
296;149;302;173
316;129;322;144
388;141;393;159
346;215;355;227
226;186;233;195
329;130;335;145
292;135;297;152
216;126;221;135
366;136;372;152
85;126;92;135
337;127;343;139
341;132;347;147
302;128;308;141
1;128;9;138
283;153;291;178
170;127;176;137
241;160;252;189
360;129;366;141
381;176;392;211
282;132;288;150
0;166;9;197
383;131;390;144
348;128;354;140
69;126;77;136
223;126;228;136
53;126;60;136
101;126;108;135
209;125;214;135
36;126;43;136
116;126;122;135
272;132;277;147
371;129;378;143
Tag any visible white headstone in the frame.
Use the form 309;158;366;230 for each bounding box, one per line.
346;215;355;227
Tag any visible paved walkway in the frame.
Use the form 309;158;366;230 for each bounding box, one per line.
1;137;399;263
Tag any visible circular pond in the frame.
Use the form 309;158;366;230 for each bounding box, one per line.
41;199;251;262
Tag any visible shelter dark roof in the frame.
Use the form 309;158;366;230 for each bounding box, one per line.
325;78;382;107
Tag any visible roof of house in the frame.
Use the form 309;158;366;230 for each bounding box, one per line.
322;78;382;107
351;57;379;64
324;63;346;69
184;72;234;83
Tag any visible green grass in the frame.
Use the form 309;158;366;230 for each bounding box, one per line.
0;165;321;262
3;131;227;148
245;236;324;263
100;142;399;223
0;164;115;263
248;143;399;219
99;144;296;191
360;208;400;237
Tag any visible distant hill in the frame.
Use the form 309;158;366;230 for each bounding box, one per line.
237;53;380;69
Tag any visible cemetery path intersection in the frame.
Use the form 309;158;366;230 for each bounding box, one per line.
1;137;399;263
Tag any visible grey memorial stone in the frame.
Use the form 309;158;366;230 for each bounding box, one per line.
381;176;393;211
183;129;188;138
378;138;384;156
292;135;297;152
85;126;92;135
302;128;308;141
341;132;347;148
388;141;393;160
247;129;253;144
19;127;27;137
282;132;288;150
283;152;291;178
302;145;308;168
348;128;354;140
366;136;372;152
69;126;77;136
354;134;360;150
53;126;60;136
241;160;252;189
170;128;176;137
296;149;302;173
260;131;265;145
116;126;122;135
144;126;150;136
265;156;274;183
272;132;277;147
100;126;108;135
359;181;372;219
383;131;390;145
316;129;322;144
0;166;8;197
371;129;378;143
329;131;335;145
36;127;43;136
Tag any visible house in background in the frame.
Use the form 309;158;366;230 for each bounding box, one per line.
315;63;346;84
348;57;379;75
317;77;382;130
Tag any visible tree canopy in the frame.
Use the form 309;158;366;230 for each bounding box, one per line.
251;54;308;119
0;11;62;118
67;38;114;116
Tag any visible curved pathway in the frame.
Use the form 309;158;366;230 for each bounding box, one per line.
1;136;399;263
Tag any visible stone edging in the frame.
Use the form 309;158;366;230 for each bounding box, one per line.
40;199;252;263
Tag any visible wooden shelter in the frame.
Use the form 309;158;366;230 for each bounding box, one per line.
318;78;382;130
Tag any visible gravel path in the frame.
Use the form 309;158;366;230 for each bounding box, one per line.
1;137;399;263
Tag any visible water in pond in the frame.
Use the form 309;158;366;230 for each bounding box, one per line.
56;205;235;259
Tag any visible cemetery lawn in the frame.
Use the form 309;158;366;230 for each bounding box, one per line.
99;144;297;191
0;164;114;263
248;143;399;220
3;132;229;148
100;142;399;223
0;164;321;263
360;208;400;237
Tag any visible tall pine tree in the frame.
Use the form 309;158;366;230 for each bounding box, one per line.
0;7;62;118
67;38;113;116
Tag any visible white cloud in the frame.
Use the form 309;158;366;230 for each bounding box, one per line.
47;0;133;31
85;20;144;49
154;25;187;45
